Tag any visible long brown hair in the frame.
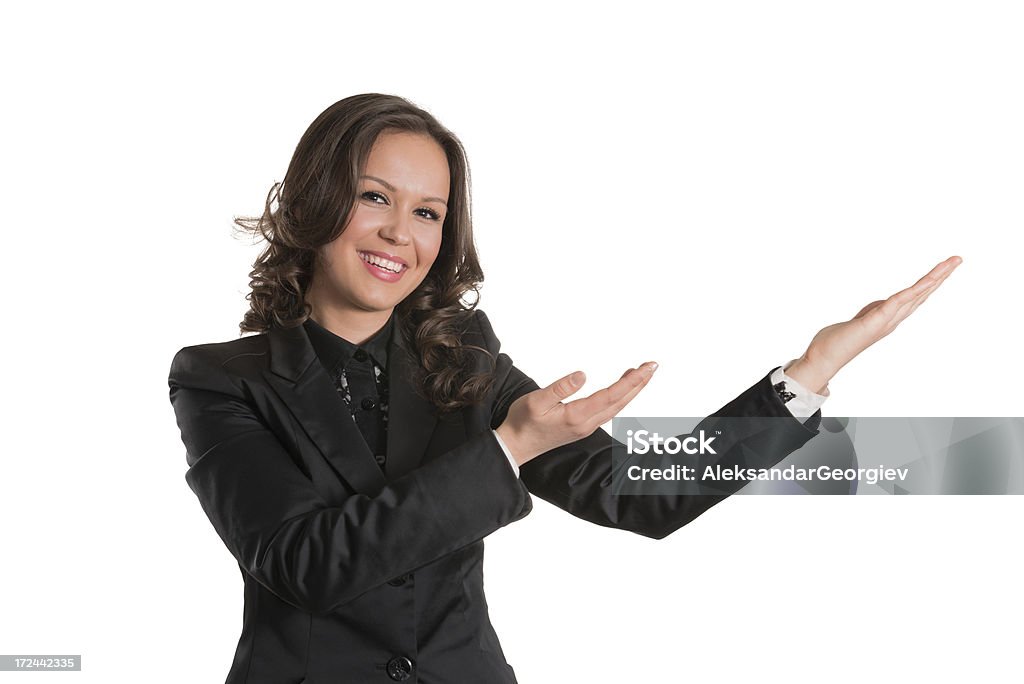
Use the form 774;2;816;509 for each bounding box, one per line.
233;94;496;413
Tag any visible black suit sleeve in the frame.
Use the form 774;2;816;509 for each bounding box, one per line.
476;309;822;540
168;346;533;616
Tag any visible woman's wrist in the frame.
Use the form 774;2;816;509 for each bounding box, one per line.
495;423;528;466
783;354;833;395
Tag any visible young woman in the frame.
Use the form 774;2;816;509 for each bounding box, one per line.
168;93;960;684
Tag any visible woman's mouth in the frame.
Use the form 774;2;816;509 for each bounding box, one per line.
358;250;407;283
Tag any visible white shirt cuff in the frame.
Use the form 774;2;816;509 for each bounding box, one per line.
774;358;831;421
492;429;520;477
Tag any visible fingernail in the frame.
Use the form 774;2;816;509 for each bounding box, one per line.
570;371;584;386
645;362;658;373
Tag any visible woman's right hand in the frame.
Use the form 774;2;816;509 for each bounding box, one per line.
495;362;659;466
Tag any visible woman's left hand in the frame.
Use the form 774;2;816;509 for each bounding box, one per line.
785;255;963;393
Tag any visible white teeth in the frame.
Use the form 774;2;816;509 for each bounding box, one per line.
359;252;403;273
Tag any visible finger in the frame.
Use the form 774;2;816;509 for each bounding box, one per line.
899;261;957;312
940;255;964;271
890;269;951;324
587;369;655;427
901;288;936;321
540;370;587;410
891;271;941;307
564;363;652;417
880;263;956;330
927;255;962;279
887;256;962;308
878;259;958;319
566;363;657;426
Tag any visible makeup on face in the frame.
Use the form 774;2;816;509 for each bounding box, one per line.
309;131;450;320
357;249;408;284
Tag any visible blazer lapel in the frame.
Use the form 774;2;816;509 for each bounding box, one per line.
263;323;385;493
262;318;441;493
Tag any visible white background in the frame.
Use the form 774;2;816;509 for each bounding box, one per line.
2;1;1022;682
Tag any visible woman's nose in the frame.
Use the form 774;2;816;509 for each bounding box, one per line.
378;213;412;246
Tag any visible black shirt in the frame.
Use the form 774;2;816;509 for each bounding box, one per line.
303;311;395;471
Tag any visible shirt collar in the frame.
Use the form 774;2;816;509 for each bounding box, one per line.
303;310;395;375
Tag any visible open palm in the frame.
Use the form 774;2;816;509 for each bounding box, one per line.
802;256;962;379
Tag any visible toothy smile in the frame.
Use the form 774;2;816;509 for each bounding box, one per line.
358;251;406;273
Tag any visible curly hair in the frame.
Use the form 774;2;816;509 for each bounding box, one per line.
233;94;496;414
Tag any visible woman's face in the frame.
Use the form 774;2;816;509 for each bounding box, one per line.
314;130;450;316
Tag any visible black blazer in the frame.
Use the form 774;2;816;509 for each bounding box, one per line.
168;308;821;684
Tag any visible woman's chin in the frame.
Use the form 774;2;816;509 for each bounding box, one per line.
351;291;404;313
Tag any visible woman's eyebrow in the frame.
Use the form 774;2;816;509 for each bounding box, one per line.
360;174;448;206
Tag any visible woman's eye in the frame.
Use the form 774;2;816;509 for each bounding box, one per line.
363;191;441;222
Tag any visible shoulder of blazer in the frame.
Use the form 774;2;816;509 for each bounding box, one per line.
472;308;501;357
168;332;270;397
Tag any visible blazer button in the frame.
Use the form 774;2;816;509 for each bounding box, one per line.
374;453;387;466
361;397;376;410
353;349;368;362
386;655;414;681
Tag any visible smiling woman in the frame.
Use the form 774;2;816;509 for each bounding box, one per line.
169;93;959;684
308;132;448;314
232;94;497;414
